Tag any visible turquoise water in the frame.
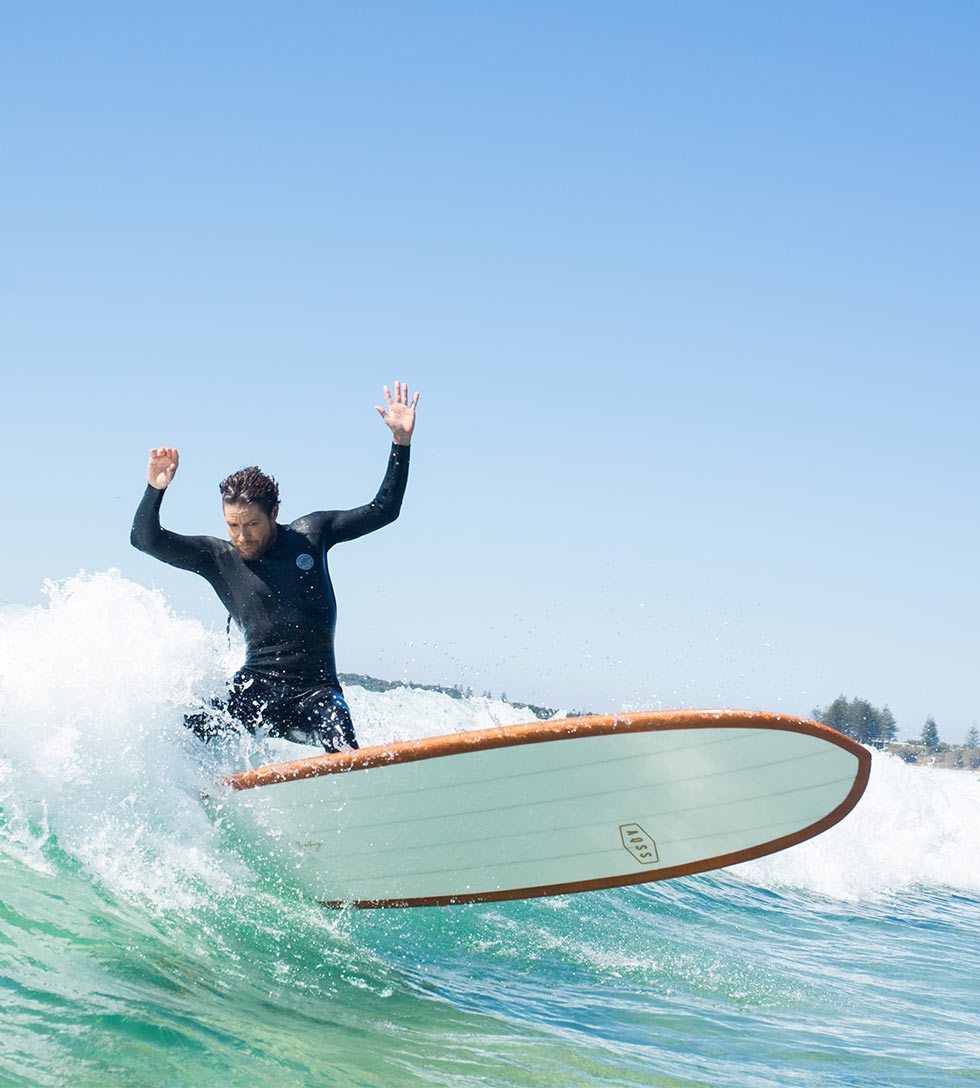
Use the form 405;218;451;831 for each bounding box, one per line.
1;574;978;1087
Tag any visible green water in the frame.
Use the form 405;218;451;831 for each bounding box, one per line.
3;821;979;1088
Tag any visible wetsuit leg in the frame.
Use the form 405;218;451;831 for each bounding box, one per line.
225;670;273;732
277;686;358;752
183;670;272;742
183;672;356;752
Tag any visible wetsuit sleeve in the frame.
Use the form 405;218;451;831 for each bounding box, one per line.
313;443;411;546
130;485;220;576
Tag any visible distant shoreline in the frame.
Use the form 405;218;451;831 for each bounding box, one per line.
885;743;980;774
339;671;567;721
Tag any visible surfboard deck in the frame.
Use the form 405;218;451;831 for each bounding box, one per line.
208;709;871;908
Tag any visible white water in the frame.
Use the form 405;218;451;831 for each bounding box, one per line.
737;745;980;900
1;571;977;911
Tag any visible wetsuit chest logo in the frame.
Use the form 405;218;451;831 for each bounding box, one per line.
296;553;315;571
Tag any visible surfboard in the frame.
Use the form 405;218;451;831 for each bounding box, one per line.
209;709;870;909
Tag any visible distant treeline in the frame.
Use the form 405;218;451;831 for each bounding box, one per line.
812;696;898;748
813;694;979;759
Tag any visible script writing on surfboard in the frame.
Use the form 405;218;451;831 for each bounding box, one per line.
207;709;871;909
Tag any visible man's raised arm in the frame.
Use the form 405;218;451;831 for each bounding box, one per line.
131;446;216;574
318;382;419;545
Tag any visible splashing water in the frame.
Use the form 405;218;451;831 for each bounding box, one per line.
0;572;977;1088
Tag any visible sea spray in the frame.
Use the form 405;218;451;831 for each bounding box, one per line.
0;571;239;908
0;572;977;1088
735;747;980;899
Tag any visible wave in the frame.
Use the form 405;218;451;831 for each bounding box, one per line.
1;571;977;912
734;745;980;900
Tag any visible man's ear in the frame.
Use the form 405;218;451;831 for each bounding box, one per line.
271;504;280;522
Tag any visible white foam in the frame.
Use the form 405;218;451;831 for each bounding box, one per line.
0;758;55;875
0;571;243;907
734;747;980;900
346;683;540;747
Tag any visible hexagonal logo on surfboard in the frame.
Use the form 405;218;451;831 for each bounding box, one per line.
620;823;659;865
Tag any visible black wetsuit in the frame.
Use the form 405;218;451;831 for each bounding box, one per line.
131;443;410;750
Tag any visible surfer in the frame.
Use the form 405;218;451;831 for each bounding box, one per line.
131;382;419;751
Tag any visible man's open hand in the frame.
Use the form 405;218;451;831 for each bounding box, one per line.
147;447;179;490
375;382;420;446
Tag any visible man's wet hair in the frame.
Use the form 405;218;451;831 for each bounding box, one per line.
219;466;280;515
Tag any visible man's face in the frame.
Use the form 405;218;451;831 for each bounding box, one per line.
223;502;279;560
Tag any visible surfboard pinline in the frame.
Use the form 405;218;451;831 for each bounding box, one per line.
214;709;871;909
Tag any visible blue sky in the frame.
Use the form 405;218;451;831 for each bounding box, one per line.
2;3;978;740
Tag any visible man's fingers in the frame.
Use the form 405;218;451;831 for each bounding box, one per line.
381;382;417;413
149;447;178;466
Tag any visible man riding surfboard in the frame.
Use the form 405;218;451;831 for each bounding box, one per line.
131;382;419;751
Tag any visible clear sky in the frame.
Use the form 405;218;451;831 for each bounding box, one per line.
2;3;978;741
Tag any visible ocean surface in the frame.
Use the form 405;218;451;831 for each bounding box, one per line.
1;572;978;1088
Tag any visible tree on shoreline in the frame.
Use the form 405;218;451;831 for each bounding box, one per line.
921;716;941;753
812;695;898;748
